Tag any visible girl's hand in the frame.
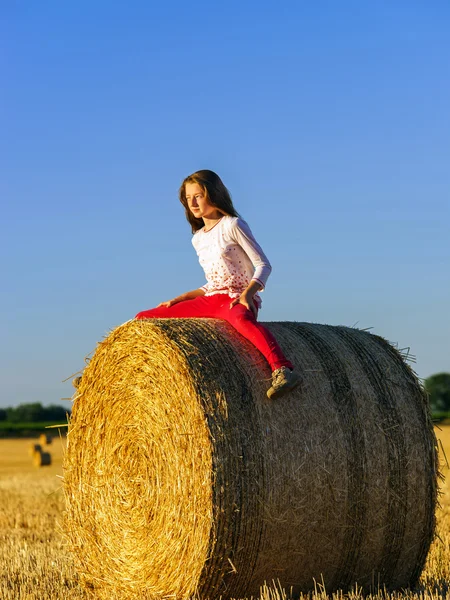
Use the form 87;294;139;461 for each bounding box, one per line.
156;289;204;309
230;294;258;319
157;299;178;308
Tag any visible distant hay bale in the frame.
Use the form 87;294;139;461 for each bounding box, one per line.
39;433;52;446
63;319;438;600
33;450;51;467
28;443;42;457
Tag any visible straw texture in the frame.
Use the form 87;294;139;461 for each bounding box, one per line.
63;319;438;599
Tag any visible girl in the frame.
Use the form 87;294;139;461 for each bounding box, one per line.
135;169;301;400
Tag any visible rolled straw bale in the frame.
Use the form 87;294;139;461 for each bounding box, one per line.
33;450;51;467
63;319;438;600
39;433;52;445
28;443;42;457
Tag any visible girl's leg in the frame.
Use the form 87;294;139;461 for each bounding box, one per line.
135;294;299;399
135;295;225;319
136;294;293;370
216;301;294;372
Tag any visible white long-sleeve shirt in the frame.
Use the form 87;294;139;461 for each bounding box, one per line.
191;216;272;308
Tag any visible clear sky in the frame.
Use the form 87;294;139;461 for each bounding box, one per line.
2;1;449;408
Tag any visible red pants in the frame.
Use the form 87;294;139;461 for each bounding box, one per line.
135;294;293;372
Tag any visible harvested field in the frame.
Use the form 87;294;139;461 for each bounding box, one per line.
0;435;88;599
0;429;448;600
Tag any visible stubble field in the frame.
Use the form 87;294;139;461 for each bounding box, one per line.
0;428;449;600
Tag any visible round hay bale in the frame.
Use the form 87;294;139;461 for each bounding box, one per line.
33;450;52;467
63;319;438;599
28;443;42;457
39;433;52;446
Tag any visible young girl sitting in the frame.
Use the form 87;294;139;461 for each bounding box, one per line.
135;169;301;400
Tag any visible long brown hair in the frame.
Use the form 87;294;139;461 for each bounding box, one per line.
179;170;240;233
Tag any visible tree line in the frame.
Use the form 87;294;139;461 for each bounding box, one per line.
425;373;450;414
0;403;70;423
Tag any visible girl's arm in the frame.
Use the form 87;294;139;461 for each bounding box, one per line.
158;288;205;308
228;218;272;290
228;218;271;318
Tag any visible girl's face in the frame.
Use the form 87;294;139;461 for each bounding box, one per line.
185;182;221;220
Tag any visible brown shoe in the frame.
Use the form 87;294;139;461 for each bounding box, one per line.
267;367;302;399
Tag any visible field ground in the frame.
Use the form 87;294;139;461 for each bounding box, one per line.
0;428;449;600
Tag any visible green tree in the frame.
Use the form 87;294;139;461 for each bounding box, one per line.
5;403;70;422
43;404;68;421
7;403;46;422
424;373;450;413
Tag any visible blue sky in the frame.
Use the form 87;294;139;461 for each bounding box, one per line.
2;1;449;408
